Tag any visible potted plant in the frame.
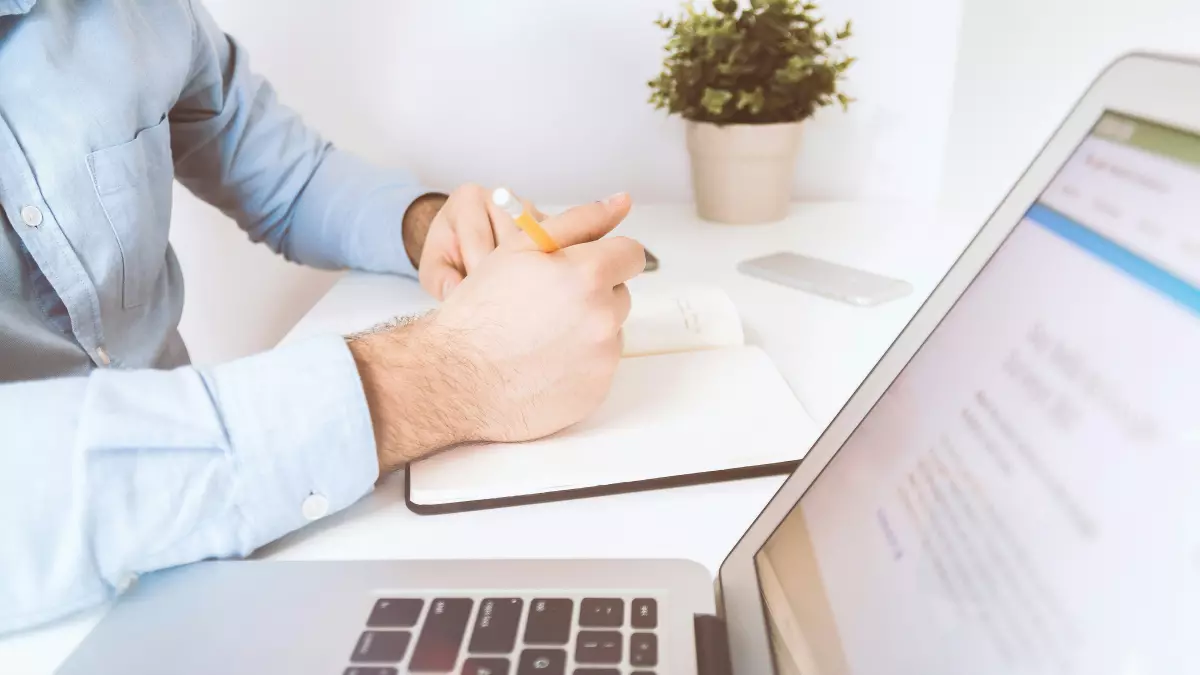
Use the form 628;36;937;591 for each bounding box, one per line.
649;0;855;224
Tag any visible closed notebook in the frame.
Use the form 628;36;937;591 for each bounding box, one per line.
405;285;821;513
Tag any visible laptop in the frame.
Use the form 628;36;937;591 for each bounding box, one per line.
58;51;1200;675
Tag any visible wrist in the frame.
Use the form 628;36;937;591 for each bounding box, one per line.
346;314;485;473
401;192;449;268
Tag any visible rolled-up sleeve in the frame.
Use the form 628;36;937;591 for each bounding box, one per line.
168;0;431;276
0;335;379;634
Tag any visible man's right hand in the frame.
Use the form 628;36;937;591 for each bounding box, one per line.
348;192;645;472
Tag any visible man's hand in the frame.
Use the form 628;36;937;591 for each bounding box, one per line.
353;192;642;472
402;184;548;301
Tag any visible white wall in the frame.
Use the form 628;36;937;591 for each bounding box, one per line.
940;0;1200;222
174;0;964;364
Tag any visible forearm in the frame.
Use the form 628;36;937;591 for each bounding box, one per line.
0;336;378;634
347;313;485;469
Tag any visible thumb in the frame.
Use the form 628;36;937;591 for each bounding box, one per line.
526;192;632;250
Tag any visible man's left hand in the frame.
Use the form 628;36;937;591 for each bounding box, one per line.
402;184;547;301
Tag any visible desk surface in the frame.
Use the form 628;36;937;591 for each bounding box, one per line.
0;201;976;673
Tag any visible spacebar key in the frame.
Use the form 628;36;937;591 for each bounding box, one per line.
410;598;474;672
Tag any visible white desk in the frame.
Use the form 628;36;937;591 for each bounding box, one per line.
0;201;975;673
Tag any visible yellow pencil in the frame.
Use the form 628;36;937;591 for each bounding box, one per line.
491;187;559;253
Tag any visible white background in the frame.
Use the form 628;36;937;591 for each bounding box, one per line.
940;0;1200;222
171;0;964;364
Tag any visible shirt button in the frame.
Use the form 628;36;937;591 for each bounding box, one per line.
96;347;111;367
20;205;43;228
302;493;329;521
116;572;138;593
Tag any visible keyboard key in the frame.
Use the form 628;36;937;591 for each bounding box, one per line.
367;598;425;628
523;599;573;645
345;668;399;675
349;631;411;663
468;598;523;654
574;631;622;664
578;599;624;627
630;633;658;667
517;649;566;675
573;670;619;675
462;657;511;675
410;598;474;672
631;599;657;629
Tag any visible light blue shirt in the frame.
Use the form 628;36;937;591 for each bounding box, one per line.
0;0;430;633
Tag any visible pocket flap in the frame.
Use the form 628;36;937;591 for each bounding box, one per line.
88;115;171;196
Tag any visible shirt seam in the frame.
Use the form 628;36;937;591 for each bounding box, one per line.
30;281;75;339
182;0;200;69
85;153;133;312
195;369;257;554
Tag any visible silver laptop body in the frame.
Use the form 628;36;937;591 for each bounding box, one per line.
58;51;1200;675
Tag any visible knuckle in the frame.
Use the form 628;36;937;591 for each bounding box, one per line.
611;234;639;249
454;183;485;200
617;237;646;265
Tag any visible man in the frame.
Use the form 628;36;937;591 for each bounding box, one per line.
0;0;645;633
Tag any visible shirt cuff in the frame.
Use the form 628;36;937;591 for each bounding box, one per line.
202;334;380;550
346;174;433;278
303;148;436;279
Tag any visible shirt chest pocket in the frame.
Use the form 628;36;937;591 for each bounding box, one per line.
87;116;174;309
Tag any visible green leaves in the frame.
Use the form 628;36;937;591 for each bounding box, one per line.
774;55;812;84
648;0;855;125
736;87;766;114
836;19;853;41
701;88;734;115
713;0;738;15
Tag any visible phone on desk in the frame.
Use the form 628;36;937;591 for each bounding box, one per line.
644;248;659;271
738;252;913;306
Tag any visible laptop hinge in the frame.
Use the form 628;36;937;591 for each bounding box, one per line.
694;614;734;675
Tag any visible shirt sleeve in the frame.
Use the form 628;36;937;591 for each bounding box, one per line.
0;335;380;635
168;0;431;277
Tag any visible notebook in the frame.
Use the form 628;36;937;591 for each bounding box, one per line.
405;285;822;513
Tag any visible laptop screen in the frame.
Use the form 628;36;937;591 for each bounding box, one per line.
755;112;1200;675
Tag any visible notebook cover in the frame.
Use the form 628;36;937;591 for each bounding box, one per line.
403;459;799;515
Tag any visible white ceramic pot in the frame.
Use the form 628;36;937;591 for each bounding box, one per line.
685;120;803;224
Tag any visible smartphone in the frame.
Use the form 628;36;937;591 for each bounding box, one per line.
737;252;913;306
644;248;659;271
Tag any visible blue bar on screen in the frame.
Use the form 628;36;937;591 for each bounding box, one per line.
1025;203;1200;315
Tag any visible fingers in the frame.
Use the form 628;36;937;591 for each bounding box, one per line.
526;200;549;222
455;203;497;272
420;257;466;301
485;197;524;248
520;192;632;251
570;235;646;288
484;191;546;247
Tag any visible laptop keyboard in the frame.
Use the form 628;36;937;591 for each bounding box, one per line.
344;595;661;675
